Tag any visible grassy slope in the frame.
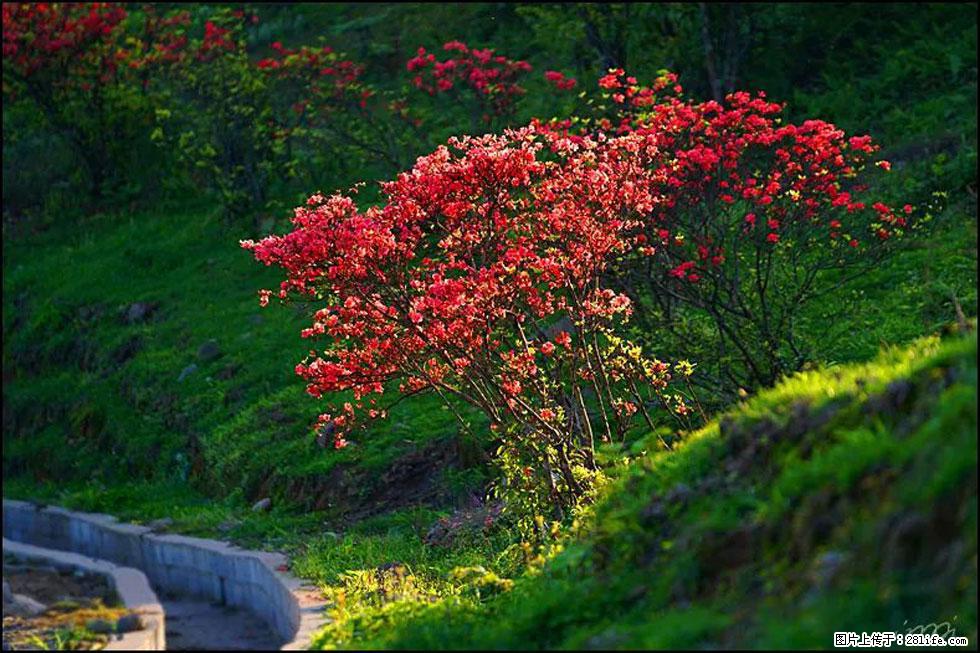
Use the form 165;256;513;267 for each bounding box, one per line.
2;201;484;541
314;331;977;650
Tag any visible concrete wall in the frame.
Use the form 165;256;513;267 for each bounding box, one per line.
3;537;166;651
3;499;327;650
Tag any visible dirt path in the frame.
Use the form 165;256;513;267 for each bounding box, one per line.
158;593;283;651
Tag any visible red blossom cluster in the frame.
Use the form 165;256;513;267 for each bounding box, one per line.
544;70;577;91
244;127;689;498
623;89;905;283
256;41;368;113
407;40;532;119
2;2;127;89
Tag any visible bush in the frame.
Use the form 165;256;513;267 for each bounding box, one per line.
2;3;139;204
541;70;916;395
243;128;696;527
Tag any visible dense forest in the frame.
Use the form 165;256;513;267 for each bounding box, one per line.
3;3;977;650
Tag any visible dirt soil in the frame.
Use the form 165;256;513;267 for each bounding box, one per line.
2;563;129;651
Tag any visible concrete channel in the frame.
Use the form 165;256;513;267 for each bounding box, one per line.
2;499;328;650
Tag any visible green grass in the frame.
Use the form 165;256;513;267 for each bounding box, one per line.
2;202;495;544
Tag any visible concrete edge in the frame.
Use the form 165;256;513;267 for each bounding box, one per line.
2;537;166;651
3;499;328;650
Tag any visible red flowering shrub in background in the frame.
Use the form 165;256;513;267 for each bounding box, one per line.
626;83;909;392
2;2;130;201
141;7;293;220
243;128;696;519
255;40;424;173
407;40;533;130
544;70;577;91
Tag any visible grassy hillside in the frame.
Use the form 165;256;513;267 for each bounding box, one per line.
2;202;489;534
306;331;977;650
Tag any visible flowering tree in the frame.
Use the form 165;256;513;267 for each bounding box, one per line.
140;7;293;219
2;2;130;201
546;69;913;393
243;128;692;519
256;40;423;175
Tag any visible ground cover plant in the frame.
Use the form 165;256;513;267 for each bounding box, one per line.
3;2;976;651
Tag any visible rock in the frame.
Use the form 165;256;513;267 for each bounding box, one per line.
216;364;240;380
124;302;156;324
217;520;238;533
665;482;693;504
810;550;849;590
2;580;12;603
197;339;222;362
146;517;173;531
116;613;144;633
249;314;265;325
177;364;198;382
7;593;47;617
85;618;115;634
252;497;272;512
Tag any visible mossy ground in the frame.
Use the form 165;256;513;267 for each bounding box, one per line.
305;332;977;650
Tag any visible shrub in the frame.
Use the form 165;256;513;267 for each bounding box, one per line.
256;39;416;176
2;2;133;202
407;40;533;134
243;128;693;525
541;70;915;395
141;7;289;221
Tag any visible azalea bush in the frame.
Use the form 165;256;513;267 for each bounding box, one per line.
141;7;296;221
538;69;916;394
2;2;136;203
243;128;696;525
619;77;913;393
244;66;916;523
256;39;422;176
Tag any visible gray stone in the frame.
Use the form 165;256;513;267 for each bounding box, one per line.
116;613;144;633
252;498;272;513
810;550;849;589
666;482;693;504
146;518;173;532
177;364;198;382
2;579;12;603
6;593;47;617
124;302;156;324
197;339;222;362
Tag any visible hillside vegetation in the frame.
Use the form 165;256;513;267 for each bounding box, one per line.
307;331;978;649
2;3;977;650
